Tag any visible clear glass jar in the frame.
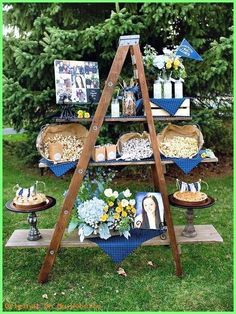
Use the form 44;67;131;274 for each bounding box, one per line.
174;80;183;98
163;80;172;98
111;98;120;117
153;80;162;98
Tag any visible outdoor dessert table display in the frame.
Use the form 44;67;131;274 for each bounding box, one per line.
5;35;223;284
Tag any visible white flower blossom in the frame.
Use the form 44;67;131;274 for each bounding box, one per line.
77;197;106;225
104;188;113;197
123;189;132;198
153;55;165;69
121;199;129;207
129;199;136;206
113;191;119;198
163;47;172;56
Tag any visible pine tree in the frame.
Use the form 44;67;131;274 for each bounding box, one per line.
3;3;233;161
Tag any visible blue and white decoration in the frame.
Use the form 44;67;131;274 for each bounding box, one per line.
175;39;203;61
176;179;202;192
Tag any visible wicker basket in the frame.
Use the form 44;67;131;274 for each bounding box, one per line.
158;123;204;158
116;131;150;155
36;123;89;162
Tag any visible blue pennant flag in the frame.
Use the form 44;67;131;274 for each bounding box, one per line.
175;38;203;61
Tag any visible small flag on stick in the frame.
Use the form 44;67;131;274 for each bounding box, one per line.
175;38;203;61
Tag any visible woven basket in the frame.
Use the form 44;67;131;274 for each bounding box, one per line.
158;123;204;158
36;123;89;162
116;131;150;155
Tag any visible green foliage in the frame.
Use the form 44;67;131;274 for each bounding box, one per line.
3;3;233;161
3;144;233;311
191;100;233;155
75;168;116;204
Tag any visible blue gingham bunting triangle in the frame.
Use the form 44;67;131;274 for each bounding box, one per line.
136;98;186;116
150;98;186;116
161;150;204;174
40;158;76;177
49;161;77;177
90;228;166;263
172;154;203;174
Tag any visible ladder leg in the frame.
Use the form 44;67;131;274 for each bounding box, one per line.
38;45;130;283
151;164;160;191
132;44;182;277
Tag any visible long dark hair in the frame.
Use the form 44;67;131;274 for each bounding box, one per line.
141;194;161;229
76;75;85;88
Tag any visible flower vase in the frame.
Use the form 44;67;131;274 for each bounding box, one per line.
153;80;162;99
174;80;183;98
163;80;172;98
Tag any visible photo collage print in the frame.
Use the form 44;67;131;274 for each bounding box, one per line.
54;60;100;104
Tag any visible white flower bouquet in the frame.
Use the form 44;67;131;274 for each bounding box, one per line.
68;187;136;242
143;44;187;80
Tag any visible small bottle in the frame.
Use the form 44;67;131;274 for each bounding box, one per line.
163;80;172;98
111;98;120;117
153;80;162;98
174;80;183;98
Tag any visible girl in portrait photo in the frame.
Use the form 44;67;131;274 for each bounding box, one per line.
135;193;164;230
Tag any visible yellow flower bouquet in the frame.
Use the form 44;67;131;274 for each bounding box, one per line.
68;180;136;241
143;44;187;81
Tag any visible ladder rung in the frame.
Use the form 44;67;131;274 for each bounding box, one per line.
119;35;140;46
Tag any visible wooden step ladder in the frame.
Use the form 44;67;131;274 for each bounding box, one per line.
38;35;182;283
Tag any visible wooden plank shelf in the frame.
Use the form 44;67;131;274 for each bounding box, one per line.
5;225;223;249
39;157;218;170
89;157;218;166
55;115;192;123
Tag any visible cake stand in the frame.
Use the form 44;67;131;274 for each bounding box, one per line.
6;196;56;241
169;194;215;237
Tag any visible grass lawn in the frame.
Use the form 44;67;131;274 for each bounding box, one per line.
2;135;233;311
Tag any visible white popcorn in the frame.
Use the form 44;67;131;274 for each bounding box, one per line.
160;136;198;158
119;138;153;161
44;134;84;162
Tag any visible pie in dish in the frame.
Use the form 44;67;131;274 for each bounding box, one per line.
173;191;208;202
13;193;47;209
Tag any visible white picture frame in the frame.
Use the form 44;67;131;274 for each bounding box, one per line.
134;192;165;230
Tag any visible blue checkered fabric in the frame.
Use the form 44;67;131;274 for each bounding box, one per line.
90;228;166;263
162;150;204;174
136;98;186;116
40;150;204;177
40;158;76;177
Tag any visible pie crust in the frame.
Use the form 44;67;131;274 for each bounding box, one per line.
13;193;47;209
173;191;208;202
